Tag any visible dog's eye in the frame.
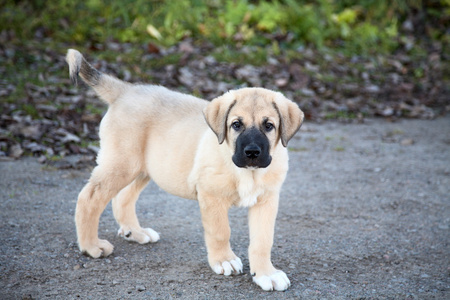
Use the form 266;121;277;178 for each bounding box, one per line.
231;121;242;131
264;122;274;132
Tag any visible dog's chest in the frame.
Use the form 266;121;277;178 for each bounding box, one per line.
236;170;265;207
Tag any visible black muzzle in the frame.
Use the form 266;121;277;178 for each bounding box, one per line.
232;127;272;168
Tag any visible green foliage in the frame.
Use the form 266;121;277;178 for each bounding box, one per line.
21;104;40;119
0;0;447;56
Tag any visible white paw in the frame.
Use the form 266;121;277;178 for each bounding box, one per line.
212;257;243;276
80;239;114;258
253;270;290;291
117;226;160;244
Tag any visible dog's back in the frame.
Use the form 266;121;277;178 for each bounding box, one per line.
66;49;207;117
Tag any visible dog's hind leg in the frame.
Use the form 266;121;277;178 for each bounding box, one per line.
75;164;140;258
112;174;160;244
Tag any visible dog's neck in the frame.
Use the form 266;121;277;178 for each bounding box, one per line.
235;167;268;207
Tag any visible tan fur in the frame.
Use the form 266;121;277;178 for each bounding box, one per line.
67;49;304;291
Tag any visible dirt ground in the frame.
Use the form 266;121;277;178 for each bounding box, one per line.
0;116;449;299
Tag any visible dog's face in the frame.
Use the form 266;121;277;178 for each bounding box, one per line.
204;88;304;169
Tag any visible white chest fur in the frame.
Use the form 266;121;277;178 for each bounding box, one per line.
236;168;267;207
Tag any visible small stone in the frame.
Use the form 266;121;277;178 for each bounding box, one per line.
275;78;289;87
365;84;380;93
136;285;146;292
179;41;194;53
300;88;316;97
112;280;120;286
122;69;131;82
235;65;261;86
361;72;369;81
304;61;319;72
402;19;414;32
46;147;54;156
61;132;81;144
9;144;23;158
73;264;81;270
25;142;47;153
267;57;278;65
178;67;195;87
400;138;414;146
20;125;42;140
382;107;394;117
204;56;216;65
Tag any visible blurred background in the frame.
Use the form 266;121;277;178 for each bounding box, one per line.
0;0;448;166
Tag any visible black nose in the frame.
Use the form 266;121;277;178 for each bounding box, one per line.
244;144;261;159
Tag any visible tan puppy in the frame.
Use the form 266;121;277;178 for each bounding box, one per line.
66;49;304;291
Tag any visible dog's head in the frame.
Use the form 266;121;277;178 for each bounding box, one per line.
204;88;304;169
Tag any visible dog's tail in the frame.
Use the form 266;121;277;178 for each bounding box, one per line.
66;49;127;105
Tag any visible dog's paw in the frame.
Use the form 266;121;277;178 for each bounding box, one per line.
252;270;290;291
80;239;114;258
117;226;160;244
212;257;243;276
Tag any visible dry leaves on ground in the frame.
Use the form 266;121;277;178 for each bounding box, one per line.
0;40;448;167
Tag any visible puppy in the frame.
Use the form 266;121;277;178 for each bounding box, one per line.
66;49;303;291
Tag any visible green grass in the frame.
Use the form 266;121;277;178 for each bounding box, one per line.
213;46;269;66
288;147;309;152
324;111;359;120
85;104;104;115
21;104;40;119
46;155;63;162
146;53;183;69
1;0;447;57
1;1;447;125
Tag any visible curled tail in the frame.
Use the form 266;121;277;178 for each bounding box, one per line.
66;49;127;104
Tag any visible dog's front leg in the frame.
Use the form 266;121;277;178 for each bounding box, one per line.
248;192;290;291
198;193;243;276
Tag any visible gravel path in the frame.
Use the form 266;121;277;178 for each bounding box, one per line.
1;116;449;299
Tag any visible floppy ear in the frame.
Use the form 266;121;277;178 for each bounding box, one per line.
273;93;304;147
203;92;236;144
